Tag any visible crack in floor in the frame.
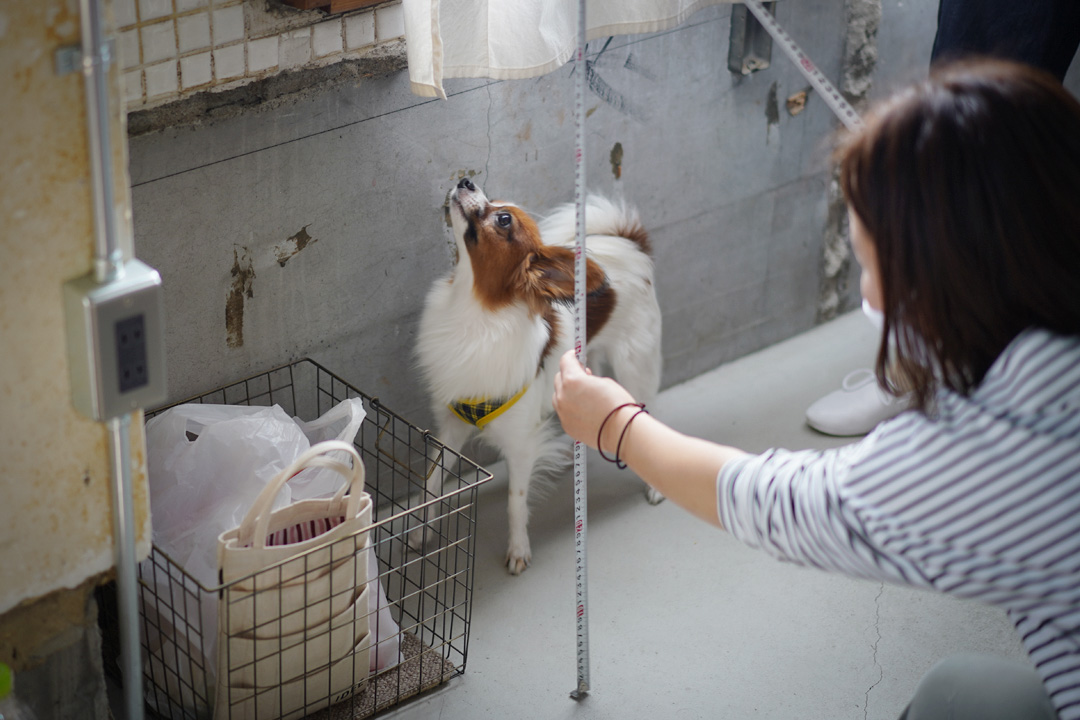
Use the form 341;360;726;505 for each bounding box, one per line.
864;582;885;720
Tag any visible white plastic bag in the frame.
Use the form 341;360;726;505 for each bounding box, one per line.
142;398;367;717
367;545;402;673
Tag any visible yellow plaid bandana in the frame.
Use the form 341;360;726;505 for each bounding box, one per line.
448;385;529;428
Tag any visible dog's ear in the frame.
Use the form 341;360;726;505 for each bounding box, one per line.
519;246;607;310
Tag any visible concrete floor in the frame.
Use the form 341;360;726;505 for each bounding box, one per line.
384;310;1027;720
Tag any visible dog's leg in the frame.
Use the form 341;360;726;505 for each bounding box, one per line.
408;412;474;554
610;343;666;505
503;448;537;575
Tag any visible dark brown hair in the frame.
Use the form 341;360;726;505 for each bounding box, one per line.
836;59;1080;410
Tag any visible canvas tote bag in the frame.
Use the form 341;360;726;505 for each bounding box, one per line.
215;441;374;720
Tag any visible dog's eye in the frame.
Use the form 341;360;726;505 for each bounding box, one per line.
496;212;512;228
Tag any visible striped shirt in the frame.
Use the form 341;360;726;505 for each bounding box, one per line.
718;328;1080;719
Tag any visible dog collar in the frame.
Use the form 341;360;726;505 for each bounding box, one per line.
449;385;529;428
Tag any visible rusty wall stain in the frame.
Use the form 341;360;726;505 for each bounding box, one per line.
765;81;780;144
765;81;780;126
226;246;255;348
274;224;317;267
610;142;624;180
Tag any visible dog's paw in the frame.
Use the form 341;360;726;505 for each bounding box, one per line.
506;542;532;575
645;485;666;505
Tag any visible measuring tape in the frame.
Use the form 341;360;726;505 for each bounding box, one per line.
566;0;861;701
570;0;591;701
741;0;864;132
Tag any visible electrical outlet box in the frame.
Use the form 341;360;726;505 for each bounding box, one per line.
64;259;167;420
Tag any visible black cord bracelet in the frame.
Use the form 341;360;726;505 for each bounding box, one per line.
597;402;648;469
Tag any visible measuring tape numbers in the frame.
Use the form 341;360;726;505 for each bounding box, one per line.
570;0;591;701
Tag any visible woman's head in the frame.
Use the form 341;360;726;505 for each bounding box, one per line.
836;59;1080;409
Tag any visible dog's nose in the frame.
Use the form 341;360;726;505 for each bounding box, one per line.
457;177;476;192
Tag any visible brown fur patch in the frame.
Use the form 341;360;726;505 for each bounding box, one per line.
586;283;617;340
618;220;651;256
464;198;620;370
464;204;546;311
465;204;611;313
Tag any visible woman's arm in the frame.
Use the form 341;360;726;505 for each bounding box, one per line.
552;350;749;528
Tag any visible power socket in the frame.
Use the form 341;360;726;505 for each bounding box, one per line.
115;314;149;392
64;259;167;420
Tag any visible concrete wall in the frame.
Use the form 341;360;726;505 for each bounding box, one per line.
129;0;1080;429
132;0;865;430
0;0;150;716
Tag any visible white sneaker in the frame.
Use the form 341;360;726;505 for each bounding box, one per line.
806;368;911;436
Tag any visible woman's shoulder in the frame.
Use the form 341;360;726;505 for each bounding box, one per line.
970;328;1080;417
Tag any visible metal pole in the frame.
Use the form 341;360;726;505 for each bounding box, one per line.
79;0;123;284
570;0;591;701
107;415;143;720
80;0;143;717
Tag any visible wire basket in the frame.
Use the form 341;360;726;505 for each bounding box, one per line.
100;359;492;719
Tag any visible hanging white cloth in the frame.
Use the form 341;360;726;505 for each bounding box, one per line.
401;0;736;98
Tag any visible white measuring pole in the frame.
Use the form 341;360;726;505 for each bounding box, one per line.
741;0;864;132
570;0;590;702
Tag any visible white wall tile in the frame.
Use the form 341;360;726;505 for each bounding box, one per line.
180;52;212;89
212;5;245;45
141;20;176;65
312;20;343;58
177;12;211;53
144;60;178;98
247;36;277;73
176;0;209;11
119;28;140;70
123;70;143;104
344;12;374;51
375;4;405;41
279;29;311;69
114;0;138;29
138;0;172;22
213;43;244;80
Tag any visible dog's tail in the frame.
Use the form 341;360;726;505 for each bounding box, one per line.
539;195;651;256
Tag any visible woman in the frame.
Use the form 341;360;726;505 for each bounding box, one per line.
553;59;1080;720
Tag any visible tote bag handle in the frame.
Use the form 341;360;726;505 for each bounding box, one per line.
236;440;365;549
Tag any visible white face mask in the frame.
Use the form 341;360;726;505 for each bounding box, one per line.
862;298;885;331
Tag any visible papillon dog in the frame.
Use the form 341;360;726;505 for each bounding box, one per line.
414;178;663;574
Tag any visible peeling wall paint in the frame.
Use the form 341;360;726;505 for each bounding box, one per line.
786;88;810;116
0;0;151;665
817;0;882;322
226;246;256;348
275;225;318;267
765;80;780;142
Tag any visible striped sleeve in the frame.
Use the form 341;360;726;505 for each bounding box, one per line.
716;440;927;586
717;329;1080;719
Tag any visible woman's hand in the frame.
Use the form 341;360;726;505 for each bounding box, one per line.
553;349;637;453
554;348;746;530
